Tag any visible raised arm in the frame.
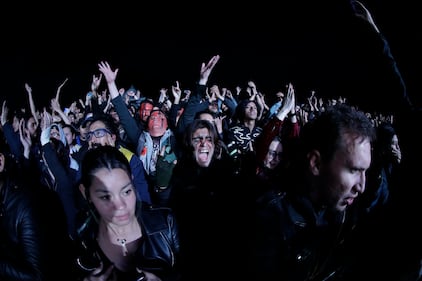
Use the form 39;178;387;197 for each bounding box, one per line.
176;55;221;136
199;55;220;85
351;0;413;112
55;77;69;101
98;61;141;145
98;61;119;99
352;0;379;33
50;97;71;125
24;83;40;127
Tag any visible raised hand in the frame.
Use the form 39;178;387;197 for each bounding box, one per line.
199;55;220;85
91;74;103;93
1;100;8;126
56;78;69;100
352;0;379;33
98;61;118;84
98;61;120;99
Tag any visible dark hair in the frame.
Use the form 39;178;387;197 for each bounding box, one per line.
62;123;78;135
80;146;131;198
184;119;225;160
50;138;71;168
80;117;93;130
194;109;218;120
375;122;396;149
233;99;261;124
300;104;375;163
50;123;60;131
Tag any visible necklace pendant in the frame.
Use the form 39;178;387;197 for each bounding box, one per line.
118;238;128;256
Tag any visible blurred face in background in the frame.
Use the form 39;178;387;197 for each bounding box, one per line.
63;126;75;146
139;102;153;122
88;120;116;149
244;101;258;121
26;117;38;138
50;125;61;141
148;110;168;137
263;139;283;170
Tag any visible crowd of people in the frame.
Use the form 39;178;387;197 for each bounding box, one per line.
1;1;421;281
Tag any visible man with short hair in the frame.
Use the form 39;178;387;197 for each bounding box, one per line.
253;104;375;281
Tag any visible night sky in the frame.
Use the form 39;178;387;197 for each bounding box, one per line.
1;1;419;112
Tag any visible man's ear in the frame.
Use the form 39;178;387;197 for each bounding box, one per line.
108;134;117;146
0;153;5;173
79;183;87;200
307;149;321;176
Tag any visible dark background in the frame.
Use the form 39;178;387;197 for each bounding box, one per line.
1;1;419;112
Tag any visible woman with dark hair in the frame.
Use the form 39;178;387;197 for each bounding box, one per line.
74;145;181;281
228;99;263;155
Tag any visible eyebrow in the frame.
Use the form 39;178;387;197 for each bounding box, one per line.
93;181;133;194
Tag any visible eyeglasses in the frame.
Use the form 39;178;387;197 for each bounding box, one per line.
86;128;111;140
192;135;213;145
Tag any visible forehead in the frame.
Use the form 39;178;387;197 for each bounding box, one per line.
89;120;106;129
269;139;282;151
141;103;153;110
199;113;214;122
336;136;372;168
90;168;131;192
149;111;165;118
193;128;210;136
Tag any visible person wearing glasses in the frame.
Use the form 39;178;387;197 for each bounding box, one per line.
166;119;246;281
251;83;300;199
74;145;181;281
86;114;152;205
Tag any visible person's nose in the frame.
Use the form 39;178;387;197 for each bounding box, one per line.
112;196;126;210
355;172;366;194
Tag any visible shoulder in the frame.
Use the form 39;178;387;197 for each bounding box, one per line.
118;146;134;161
138;204;175;233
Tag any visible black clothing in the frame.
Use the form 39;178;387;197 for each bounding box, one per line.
0;175;74;281
253;191;352;281
168;154;248;281
74;202;181;281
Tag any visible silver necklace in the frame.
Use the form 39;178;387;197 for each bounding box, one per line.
116;238;129;256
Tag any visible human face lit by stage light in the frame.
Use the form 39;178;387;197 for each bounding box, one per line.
191;128;214;167
148;110;168;137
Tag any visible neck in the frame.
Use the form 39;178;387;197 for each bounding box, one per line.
100;218;141;243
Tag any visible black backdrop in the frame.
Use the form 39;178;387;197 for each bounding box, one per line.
1;1;419;111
